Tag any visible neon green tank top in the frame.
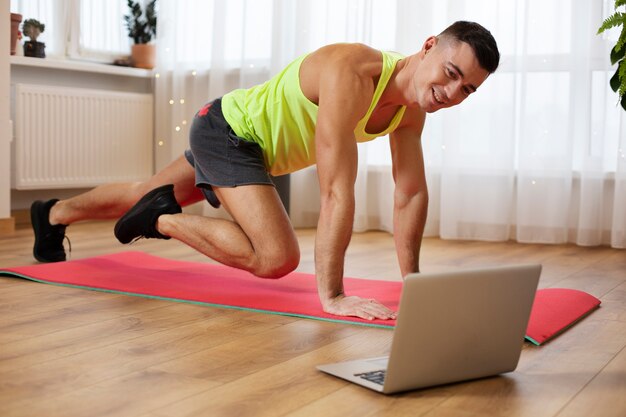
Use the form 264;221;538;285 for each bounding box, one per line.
221;51;406;176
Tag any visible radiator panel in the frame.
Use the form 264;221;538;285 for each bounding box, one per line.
14;84;154;189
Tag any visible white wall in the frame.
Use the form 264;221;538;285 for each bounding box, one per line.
1;0;11;220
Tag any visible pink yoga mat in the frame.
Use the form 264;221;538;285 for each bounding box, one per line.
0;252;600;340
525;288;601;345
0;251;401;328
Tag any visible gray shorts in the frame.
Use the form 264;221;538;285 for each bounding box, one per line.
185;98;273;208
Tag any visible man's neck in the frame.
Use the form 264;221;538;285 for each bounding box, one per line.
379;55;417;107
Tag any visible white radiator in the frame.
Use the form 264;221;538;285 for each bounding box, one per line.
13;83;154;189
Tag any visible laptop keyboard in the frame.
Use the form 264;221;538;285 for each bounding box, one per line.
355;370;386;385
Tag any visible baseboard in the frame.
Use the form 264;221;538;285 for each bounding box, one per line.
12;209;31;228
0;216;16;235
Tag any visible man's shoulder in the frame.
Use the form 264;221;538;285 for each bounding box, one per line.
300;43;384;106
313;43;381;59
308;43;383;76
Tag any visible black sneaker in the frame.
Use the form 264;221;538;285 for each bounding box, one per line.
31;199;68;263
114;184;182;244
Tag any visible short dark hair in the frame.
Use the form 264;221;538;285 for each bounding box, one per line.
438;21;500;73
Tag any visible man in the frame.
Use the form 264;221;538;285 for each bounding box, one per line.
31;21;499;321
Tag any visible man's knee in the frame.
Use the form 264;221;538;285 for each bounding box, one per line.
254;247;300;279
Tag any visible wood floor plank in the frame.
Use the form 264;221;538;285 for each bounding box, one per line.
0;302;221;373
149;328;392;417
0;309;284;415
0;294;176;344
548;251;626;298
0;279;121;316
5;369;221;417
150;319;372;383
597;281;626;323
430;316;626;417
283;383;456;417
555;345;626;417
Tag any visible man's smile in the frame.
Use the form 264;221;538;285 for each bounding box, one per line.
432;87;446;105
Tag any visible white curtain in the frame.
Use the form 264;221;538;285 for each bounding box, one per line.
155;0;626;249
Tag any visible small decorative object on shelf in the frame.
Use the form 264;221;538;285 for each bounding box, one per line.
22;18;46;58
124;0;157;69
10;13;22;55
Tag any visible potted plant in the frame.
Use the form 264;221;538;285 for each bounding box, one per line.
597;0;626;110
10;13;22;55
124;0;157;69
22;18;46;58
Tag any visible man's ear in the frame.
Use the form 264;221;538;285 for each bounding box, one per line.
421;36;438;57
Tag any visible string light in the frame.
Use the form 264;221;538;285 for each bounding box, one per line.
175;126;181;132
155;73;160;78
158;140;164;146
179;99;185;104
182;120;187;125
191;70;197;76
169;99;174;105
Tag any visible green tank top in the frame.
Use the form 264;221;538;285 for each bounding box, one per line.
221;51;406;176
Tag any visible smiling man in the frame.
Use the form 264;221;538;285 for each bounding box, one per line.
31;21;499;321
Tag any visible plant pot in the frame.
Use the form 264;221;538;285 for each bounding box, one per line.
24;40;46;58
131;44;156;69
10;13;22;55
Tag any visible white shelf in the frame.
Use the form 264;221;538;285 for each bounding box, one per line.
10;55;153;78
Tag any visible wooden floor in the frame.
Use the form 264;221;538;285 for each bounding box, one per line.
0;220;625;417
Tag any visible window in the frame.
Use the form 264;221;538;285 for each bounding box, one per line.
11;0;133;62
77;0;130;60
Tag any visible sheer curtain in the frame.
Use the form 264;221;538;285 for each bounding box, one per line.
155;0;625;249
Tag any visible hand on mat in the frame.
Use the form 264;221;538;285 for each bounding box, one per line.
323;295;397;321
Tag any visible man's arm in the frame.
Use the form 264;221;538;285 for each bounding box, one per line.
313;48;396;321
390;112;429;277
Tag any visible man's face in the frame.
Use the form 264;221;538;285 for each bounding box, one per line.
413;37;490;113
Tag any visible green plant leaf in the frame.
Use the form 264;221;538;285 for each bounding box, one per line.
620;60;626;96
616;0;626;9
616;26;626;54
124;0;157;44
610;67;620;92
597;12;625;34
612;44;626;64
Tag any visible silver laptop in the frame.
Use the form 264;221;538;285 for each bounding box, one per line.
317;264;542;394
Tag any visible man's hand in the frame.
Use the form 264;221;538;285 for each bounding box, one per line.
322;294;397;321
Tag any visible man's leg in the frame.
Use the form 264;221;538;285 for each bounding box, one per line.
49;156;203;226
156;184;300;278
32;155;203;262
